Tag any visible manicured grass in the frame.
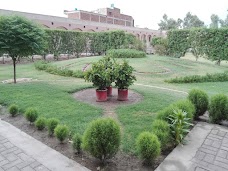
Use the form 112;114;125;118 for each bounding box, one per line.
0;54;227;154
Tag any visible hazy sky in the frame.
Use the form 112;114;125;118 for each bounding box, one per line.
1;0;228;29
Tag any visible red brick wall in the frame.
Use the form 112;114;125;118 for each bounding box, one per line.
91;14;99;22
107;18;113;24
80;12;90;21
100;16;107;23
67;13;80;19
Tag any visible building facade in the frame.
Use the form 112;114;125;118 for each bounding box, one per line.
0;7;165;53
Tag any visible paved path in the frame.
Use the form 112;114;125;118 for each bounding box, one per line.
156;122;228;171
0;119;90;171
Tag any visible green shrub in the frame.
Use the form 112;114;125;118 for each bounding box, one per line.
165;72;228;83
209;94;228;123
35;117;47;130
136;132;161;165
24;108;38;124
54;125;69;143
34;61;49;70
8;104;19;117
168;109;193;145
106;49;146;58
47;118;60;136
72;133;82;154
156;100;194;123
82;118;121;163
151;119;171;150
72;70;85;78
188;89;209;119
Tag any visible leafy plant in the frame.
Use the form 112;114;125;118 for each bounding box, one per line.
188;89;209;119
47;118;60;136
106;49;146;58
151;119;171;150
82;118;121;163
35;117;47;130
72;133;82;154
8;104;19;117
24;108;38;124
168;109;193;145
136;132;161;165
54;125;69;143
114;60;136;89
209;94;228;123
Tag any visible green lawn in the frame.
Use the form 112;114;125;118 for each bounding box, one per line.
0;55;227;153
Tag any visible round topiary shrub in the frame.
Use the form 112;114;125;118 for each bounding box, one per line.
136;132;161;165
188;89;209;119
152;119;171;150
82;118;121;163
35;117;47;130
209;94;228;124
8;104;19;117
156;105;179;124
24;108;38;124
54;125;69;143
47;118;60;136
72;133;82;154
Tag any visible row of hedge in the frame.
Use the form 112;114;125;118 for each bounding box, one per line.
106;49;146;58
45;29;145;59
165;71;228;83
34;61;84;78
152;28;228;64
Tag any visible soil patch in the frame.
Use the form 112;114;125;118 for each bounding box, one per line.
2;78;36;84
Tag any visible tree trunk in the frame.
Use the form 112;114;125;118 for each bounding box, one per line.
13;59;16;84
2;55;4;64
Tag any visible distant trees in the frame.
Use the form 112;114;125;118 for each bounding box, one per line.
158;14;182;30
183;12;205;29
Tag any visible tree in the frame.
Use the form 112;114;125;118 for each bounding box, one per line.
0;15;46;83
210;14;220;28
158;14;182;30
183;12;205;29
220;14;228;27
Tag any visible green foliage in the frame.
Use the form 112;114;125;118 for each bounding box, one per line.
35;117;47;130
47;118;60;136
24;108;38;124
168;109;193;145
166;72;228;83
158;14;182;30
151;119;171;150
82;118;121;162
114;60;136;89
106;49;146;58
72;133;82;154
136;132;161;165
151;37;168;56
34;61;84;78
0;15;46;83
54;125;69;143
156;100;194;123
209;94;228;123
188;89;209;119
8;104;19;117
183;12;205;29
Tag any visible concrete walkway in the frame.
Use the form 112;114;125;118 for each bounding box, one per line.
155;122;228;171
0;119;90;171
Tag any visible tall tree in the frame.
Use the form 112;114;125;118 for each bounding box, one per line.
158;14;182;30
0;15;46;83
210;14;220;28
220;14;228;27
183;12;205;28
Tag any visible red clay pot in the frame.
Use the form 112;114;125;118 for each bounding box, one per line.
117;89;128;101
106;86;113;97
96;89;107;102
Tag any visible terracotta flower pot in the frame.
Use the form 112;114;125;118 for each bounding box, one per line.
106;86;113;97
96;89;108;102
117;89;128;101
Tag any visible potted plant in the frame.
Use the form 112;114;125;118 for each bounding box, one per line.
84;61;109;102
114;60;136;101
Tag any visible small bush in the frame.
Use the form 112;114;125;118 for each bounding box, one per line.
209;94;228;123
156;105;179;123
35;117;47;130
82;118;121;163
8;104;19;117
24;108;38;124
72;70;85;78
72;133;82;154
152;119;171;150
136;132;161;165
106;49;146;58
188;89;209;119
34;61;49;70
54;125;69;143
47;118;60;136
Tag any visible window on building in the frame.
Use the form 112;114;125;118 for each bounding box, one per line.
51;22;54;25
69;24;71;27
84;26;86;28
109;12;112;16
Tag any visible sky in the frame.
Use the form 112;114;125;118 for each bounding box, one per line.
1;0;228;29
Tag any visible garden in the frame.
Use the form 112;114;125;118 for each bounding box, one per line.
0;15;228;171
